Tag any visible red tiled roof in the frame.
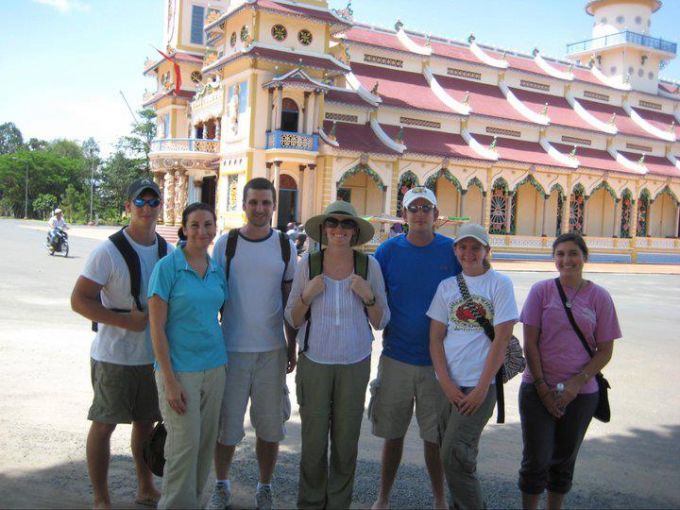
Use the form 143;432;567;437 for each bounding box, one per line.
351;62;449;114
322;120;399;155
510;87;591;131
205;46;348;74
142;89;194;107
553;143;622;173
256;0;351;28
144;51;203;73
325;88;374;107
476;135;569;168
380;124;479;160
630;107;680;138
344;26;406;53
576;98;652;139
620;152;680;178
435;74;527;123
659;81;680;96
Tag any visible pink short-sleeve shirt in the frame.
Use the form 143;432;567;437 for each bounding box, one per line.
520;279;621;394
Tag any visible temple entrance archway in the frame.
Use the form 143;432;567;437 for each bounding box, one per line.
278;174;298;230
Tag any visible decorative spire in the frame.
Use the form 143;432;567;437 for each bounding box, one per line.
669;120;676;133
588;55;595;68
532;48;540;57
468;33;476;44
334;0;354;21
329;121;337;140
638;153;646;165
542;102;549;116
371;81;380;96
462;91;470;105
425;33;431;47
624;72;631;84
489;136;497;151
570;145;577;158
608;112;617;125
394;20;404;31
568;63;574;72
396;126;405;144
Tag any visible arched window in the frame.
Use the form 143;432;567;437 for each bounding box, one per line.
396;171;418;216
281;98;299;132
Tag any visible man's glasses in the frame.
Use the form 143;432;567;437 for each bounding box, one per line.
406;204;433;213
324;218;357;230
133;198;161;208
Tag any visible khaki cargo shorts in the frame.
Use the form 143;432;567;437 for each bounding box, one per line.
217;348;290;445
368;355;445;443
88;359;161;424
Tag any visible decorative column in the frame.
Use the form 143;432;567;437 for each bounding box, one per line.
459;189;466;217
192;125;199;139
266;88;274;132
272;160;282;227
612;199;620;237
174;169;187;224
312;90;321;132
266;162;273;182
163;170;175;225
275;87;283;131
582;195;590;235
299;164;306;220
675;203;680;238
541;195;549;236
302;92;310;134
307;164;317;221
629;196;639;262
307;92;317;135
504;191;514;234
215;119;221;141
482;191;490;231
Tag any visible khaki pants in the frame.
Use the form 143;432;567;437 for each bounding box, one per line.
156;366;226;510
296;354;371;510
439;387;496;510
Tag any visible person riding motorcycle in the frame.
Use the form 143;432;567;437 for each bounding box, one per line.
47;208;69;248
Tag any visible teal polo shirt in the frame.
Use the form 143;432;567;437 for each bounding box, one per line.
148;247;228;372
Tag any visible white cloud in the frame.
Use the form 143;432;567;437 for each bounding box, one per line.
32;0;90;13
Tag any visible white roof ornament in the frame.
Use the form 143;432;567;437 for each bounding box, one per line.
468;33;509;69
622;99;676;142
608;147;648;174
532;49;575;81
370;117;406;153
539;137;579;168
591;65;632;91
395;20;433;56
499;79;550;125
461;128;499;161
423;65;471;115
565;90;618;134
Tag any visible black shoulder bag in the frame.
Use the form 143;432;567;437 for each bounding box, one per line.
554;278;611;423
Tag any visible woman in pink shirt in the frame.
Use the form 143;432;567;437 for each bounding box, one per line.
518;233;621;510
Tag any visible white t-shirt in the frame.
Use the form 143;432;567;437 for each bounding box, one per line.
427;269;518;387
48;216;67;229
82;230;173;365
213;229;296;353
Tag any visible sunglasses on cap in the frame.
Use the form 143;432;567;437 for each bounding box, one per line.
324;217;357;230
406;204;434;213
133;198;161;208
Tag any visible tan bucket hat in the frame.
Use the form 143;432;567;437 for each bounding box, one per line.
305;201;375;247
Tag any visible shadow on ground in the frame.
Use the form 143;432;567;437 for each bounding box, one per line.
1;420;678;509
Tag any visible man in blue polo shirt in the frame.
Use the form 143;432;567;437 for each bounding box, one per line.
370;186;462;509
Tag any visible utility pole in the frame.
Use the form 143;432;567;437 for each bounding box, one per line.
89;158;95;224
24;161;28;219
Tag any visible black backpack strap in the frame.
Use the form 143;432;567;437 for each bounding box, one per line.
157;234;168;258
109;228;143;311
455;273;506;424
279;231;292;283
225;228;239;280
301;250;324;353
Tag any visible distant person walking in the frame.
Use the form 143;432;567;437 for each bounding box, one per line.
286;201;389;509
370;187;461;510
207;178;297;510
148;202;228;509
518;233;620;510
70;178;169;509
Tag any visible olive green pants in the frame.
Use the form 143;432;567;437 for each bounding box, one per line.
296;354;371;510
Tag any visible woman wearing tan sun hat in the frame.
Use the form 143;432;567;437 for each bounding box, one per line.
284;201;390;509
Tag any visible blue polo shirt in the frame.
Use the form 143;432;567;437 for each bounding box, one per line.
148;247;228;372
374;233;461;366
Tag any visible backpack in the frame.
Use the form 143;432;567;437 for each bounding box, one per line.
91;228;168;332
224;228;291;283
300;249;369;352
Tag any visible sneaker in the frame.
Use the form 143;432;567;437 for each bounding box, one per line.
255;485;273;510
207;483;231;510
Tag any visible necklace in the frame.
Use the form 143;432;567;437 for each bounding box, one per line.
565;279;587;309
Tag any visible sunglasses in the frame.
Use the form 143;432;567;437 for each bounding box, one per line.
324;217;357;230
406;204;434;213
133;198;161;208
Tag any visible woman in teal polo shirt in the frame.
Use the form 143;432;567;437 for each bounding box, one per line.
148;202;228;509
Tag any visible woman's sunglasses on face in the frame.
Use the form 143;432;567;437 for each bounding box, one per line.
133;198;161;208
406;204;433;213
324;217;357;230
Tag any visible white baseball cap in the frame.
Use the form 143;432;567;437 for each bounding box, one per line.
54;208;63;214
455;223;490;247
403;186;437;208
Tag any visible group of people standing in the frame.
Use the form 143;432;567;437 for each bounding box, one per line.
71;177;620;510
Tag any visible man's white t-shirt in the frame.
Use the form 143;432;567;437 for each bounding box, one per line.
213;229;296;353
427;269;518;387
48;216;67;229
81;229;173;365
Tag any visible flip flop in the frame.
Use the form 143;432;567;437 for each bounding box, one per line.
135;496;159;508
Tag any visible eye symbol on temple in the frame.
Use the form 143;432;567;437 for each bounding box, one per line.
298;29;313;46
272;24;288;42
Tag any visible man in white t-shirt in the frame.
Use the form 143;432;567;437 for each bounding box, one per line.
208;177;297;510
71;178;171;510
47;208;68;246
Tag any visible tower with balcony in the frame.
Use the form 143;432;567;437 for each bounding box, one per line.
567;0;676;93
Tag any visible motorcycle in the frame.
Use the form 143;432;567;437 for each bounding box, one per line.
47;228;69;257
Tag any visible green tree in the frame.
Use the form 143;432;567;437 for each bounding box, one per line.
82;137;101;223
33;193;58;219
117;108;156;173
98;150;143;221
0;122;24;155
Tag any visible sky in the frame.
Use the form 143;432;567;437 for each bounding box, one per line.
1;0;679;156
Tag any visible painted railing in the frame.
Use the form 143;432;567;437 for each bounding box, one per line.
150;138;219;153
567;31;677;55
266;130;319;151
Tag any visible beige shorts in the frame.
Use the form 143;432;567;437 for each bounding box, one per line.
88;359;161;424
217;348;290;446
368;355;445;443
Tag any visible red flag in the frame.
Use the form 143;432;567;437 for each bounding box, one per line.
155;47;182;94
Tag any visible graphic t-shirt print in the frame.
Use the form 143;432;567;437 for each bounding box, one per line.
449;294;494;331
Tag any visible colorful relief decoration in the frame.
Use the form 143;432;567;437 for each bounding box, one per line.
620;190;633;238
397;171;419;216
556;193;564;236
514;174;546;198
590;181;617;202
298;29;313;46
569;184;585;234
230;32;237;47
489;180;509;234
337;164;385;192
337;188;352;202
424;170;462;194
240;25;249;42
637;189;650;237
227;175;239;211
272;24;287;42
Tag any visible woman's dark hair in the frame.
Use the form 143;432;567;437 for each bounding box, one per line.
243;177;277;205
181;202;216;227
177;227;186;241
552;232;589;260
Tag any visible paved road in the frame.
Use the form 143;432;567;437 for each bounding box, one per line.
0;219;679;509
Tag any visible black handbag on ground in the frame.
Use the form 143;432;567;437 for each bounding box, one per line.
554;278;611;423
142;421;167;476
455;274;526;424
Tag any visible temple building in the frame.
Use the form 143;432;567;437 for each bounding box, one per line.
143;0;680;262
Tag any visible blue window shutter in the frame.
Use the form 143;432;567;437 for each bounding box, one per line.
164;114;170;138
190;5;205;45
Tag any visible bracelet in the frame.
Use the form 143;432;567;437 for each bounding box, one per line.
300;295;311;307
362;295;376;307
